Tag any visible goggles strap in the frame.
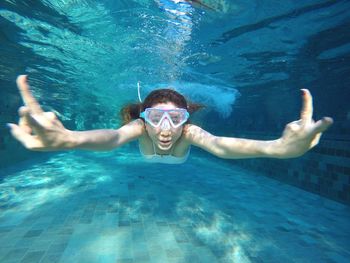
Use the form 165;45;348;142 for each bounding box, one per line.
137;81;142;102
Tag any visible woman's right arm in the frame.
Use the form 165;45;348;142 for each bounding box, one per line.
67;120;144;151
8;75;144;151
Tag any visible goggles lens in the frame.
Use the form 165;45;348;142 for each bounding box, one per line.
140;108;189;128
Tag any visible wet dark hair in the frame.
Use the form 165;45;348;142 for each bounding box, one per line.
121;88;203;124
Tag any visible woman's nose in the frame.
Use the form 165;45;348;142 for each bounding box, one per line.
159;121;172;136
160;118;171;131
160;130;171;137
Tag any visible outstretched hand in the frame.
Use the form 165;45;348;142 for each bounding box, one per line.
277;89;333;158
7;75;71;151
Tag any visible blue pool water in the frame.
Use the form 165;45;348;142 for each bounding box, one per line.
0;152;349;262
1;0;350;262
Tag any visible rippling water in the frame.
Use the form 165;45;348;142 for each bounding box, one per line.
1;0;349;130
0;2;350;262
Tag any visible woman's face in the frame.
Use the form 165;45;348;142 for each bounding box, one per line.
145;102;185;151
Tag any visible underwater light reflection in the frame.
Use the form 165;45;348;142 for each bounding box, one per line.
0;153;114;215
175;191;255;261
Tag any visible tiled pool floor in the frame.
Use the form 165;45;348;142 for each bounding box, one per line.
0;151;349;263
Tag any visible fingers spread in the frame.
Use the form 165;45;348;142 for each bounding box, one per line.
19;118;32;134
310;133;322;148
44;112;56;120
16;75;43;114
7;123;43;149
18;108;46;135
18;106;32;133
8;123;29;142
300;89;313;124
313;117;333;134
18;106;30;117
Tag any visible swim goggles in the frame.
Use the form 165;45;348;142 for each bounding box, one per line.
140;108;190;128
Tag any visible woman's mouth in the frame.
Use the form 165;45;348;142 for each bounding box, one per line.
159;140;171;146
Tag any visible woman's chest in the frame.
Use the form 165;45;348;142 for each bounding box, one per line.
138;134;190;157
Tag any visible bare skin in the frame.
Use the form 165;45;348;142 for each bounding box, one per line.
8;75;333;159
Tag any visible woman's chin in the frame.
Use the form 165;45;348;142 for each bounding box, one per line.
158;141;172;150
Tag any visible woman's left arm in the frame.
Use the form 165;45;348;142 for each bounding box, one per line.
184;89;333;159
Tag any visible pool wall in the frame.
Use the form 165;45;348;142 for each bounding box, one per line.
230;132;350;206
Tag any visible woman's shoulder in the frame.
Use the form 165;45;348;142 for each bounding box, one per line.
119;118;146;136
183;124;202;140
182;124;214;144
132;118;145;128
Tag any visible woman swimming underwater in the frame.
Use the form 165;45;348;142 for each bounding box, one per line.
8;75;333;164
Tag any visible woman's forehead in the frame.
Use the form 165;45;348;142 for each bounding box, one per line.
151;102;178;109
